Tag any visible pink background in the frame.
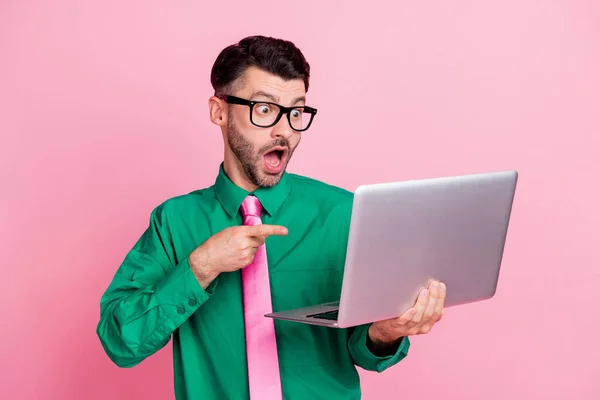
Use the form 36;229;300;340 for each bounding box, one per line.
1;1;598;399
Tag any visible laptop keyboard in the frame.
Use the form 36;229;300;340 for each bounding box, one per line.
306;309;339;321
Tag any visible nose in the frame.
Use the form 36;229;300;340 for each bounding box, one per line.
270;113;294;139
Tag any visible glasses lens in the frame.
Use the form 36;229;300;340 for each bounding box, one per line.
251;103;314;130
251;103;280;127
289;108;313;131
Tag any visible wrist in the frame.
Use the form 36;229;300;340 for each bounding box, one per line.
367;323;391;344
189;248;219;289
367;324;403;355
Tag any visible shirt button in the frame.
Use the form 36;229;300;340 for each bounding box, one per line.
177;306;185;315
188;299;197;307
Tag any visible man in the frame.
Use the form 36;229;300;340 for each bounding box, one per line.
97;35;446;400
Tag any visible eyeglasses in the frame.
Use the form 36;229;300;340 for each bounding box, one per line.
216;94;317;132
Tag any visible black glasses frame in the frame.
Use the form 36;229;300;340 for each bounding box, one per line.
216;94;317;132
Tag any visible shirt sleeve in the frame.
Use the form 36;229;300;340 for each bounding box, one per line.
96;204;218;368
347;323;410;372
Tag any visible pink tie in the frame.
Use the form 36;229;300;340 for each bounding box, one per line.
240;195;282;400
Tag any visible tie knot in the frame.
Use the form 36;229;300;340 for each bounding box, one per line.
240;195;263;218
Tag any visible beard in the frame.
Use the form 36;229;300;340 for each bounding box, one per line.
227;115;297;188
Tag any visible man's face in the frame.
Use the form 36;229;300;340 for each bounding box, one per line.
225;67;306;188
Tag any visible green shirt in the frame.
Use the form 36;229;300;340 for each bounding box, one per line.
97;163;410;399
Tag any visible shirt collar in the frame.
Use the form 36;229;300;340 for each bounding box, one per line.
214;163;292;218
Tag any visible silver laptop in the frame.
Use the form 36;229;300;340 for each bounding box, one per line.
265;170;518;328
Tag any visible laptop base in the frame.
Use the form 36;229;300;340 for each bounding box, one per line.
265;301;341;328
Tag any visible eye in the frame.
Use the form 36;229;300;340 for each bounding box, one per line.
290;109;302;119
256;104;272;115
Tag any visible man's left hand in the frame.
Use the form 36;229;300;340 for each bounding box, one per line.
368;280;446;346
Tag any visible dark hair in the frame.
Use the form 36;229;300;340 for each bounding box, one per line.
210;35;310;95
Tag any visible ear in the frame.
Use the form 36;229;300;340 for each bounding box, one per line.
208;96;227;127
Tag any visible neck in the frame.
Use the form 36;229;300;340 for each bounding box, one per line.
223;152;259;193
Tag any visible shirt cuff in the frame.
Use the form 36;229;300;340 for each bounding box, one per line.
348;323;410;372
154;257;218;325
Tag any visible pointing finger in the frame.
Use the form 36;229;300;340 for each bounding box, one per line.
244;225;288;237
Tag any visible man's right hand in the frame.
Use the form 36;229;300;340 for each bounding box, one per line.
188;225;288;289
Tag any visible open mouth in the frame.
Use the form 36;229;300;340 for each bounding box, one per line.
263;146;288;172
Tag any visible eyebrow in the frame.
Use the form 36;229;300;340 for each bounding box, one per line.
249;91;306;106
